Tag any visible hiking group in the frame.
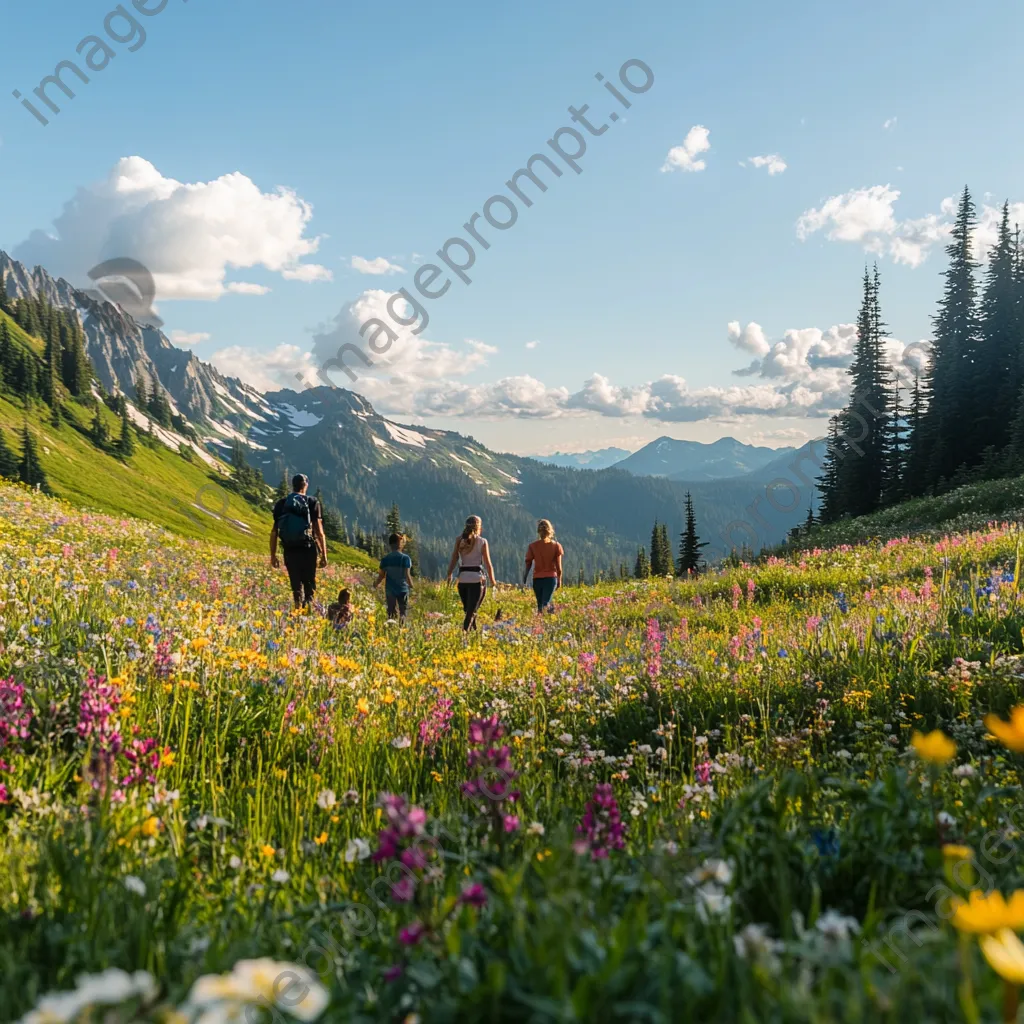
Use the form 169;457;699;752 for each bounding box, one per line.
270;477;564;630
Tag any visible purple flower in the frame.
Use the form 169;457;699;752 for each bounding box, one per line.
574;783;626;860
459;882;488;907
399;921;426;946
383;964;404;983
503;815;520;833
418;696;454;753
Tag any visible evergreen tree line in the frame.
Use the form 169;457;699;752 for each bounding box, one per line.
632;493;709;579
0;422;49;491
820;188;1024;522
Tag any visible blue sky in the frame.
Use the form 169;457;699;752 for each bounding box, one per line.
1;0;1021;454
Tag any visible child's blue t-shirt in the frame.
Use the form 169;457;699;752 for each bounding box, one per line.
380;551;412;595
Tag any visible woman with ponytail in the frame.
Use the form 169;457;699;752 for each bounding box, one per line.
445;515;498;630
524;519;563;612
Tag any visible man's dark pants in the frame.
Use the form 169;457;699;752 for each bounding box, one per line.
284;546;318;606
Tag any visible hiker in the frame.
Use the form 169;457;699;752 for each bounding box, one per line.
524;519;563;612
270;474;327;609
445;515;498;631
326;588;355;628
375;533;413;622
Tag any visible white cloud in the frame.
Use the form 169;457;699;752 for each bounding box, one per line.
797;187;1024;268
210;343;317;393
883;117;897;130
226;282;271;296
170;330;211;346
350;256;406;276
747;154;787;176
14;156;326;302
282;264;333;282
525;340;540;350
662;126;711;173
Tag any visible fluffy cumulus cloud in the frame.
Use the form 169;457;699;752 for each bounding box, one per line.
169;330;211;347
216;282;930;427
662;126;711;173
728;319;931;407
14;156;331;302
350;256;406;276
746;154;788;175
797;186;1024;268
210;343;318;393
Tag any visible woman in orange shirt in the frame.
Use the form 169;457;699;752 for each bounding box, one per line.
523;519;563;613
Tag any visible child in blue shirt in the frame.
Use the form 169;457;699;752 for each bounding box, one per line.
375;533;413;621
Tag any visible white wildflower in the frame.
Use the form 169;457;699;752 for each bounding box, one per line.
344;838;371;863
123;875;146;897
316;790;337;810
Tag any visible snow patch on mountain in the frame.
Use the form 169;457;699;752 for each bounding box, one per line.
383;421;430;448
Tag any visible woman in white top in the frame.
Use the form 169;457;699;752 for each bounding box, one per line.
445;515;498;631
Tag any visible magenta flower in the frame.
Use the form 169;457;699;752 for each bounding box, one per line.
418;696;454;753
398;921;425;946
695;761;712;785
459;882;488;908
574;783;626;860
503;814;520;833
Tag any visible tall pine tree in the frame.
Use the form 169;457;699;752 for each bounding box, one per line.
923;186;980;486
0;427;18;479
633;545;650;579
117;398;135;457
833;267;889;516
18;424;48;491
677;492;707;575
976;202;1021;455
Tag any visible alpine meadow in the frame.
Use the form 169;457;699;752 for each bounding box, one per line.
3;2;1024;1021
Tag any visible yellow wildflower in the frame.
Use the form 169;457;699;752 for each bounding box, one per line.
191;637;210;650
260;845;276;858
951;890;1024;934
314;832;328;846
160;750;176;767
983;706;1024;753
979;928;1024;984
356;697;370;716
942;844;973;861
910;729;956;765
141;816;160;838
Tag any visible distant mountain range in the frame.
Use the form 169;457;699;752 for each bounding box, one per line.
614;435;795;481
530;448;631;471
1;251;823;576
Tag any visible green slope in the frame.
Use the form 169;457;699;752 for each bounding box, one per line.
0;314;374;570
785;473;1024;552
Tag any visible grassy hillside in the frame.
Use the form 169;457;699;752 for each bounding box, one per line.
785;472;1024;552
0;313;374;570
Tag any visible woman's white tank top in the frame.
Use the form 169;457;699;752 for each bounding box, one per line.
457;536;486;583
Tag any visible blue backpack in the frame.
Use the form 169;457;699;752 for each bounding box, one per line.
278;493;313;549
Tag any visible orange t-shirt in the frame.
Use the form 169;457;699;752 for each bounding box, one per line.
526;540;563;579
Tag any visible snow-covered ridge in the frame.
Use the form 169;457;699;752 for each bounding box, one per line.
383;421;431;448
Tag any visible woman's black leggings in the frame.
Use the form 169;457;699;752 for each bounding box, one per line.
457;581;486;630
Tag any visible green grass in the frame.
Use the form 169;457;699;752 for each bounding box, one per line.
0;309;374;570
790;472;1024;552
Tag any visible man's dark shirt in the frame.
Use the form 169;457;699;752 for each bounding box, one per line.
273;493;322;548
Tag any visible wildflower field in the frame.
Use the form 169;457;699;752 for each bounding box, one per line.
4;483;1024;1023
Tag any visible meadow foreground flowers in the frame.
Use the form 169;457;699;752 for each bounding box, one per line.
2;483;1024;1021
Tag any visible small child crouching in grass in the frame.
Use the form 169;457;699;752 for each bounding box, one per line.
326;588;355;628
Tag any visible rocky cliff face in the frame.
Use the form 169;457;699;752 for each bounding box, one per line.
0;251;271;436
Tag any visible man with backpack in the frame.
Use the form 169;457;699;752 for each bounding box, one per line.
270;474;328;609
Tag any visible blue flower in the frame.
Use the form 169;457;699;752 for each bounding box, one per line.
777;649;788;658
811;827;840;858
